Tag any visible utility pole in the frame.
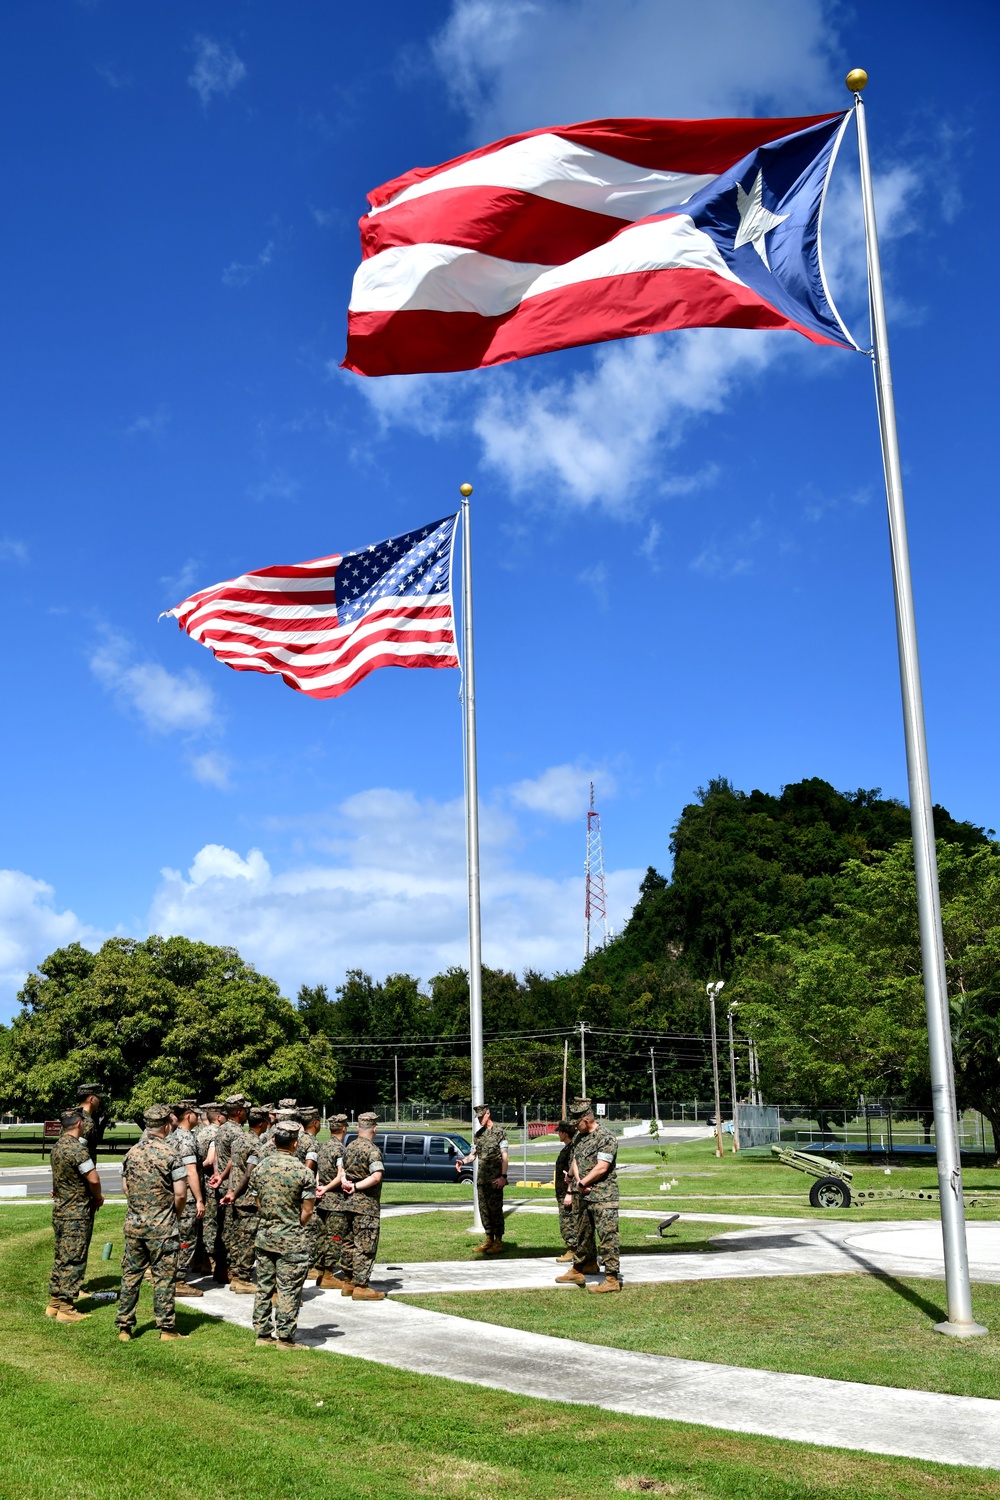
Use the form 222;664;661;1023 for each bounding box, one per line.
649;1046;659;1125
394;1054;400;1128
576;1020;591;1098
727;1004;739;1153
707;981;725;1159
561;1038;569;1121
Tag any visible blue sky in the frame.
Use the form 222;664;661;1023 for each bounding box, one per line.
0;0;996;1018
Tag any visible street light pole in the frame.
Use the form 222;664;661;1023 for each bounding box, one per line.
649;1046;660;1125
707;981;725;1159
727;1004;739;1153
577;1020;590;1097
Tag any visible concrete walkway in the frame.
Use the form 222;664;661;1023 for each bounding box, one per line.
194;1277;1000;1469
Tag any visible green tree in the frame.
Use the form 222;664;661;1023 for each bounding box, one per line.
0;936;338;1119
734;840;1000;1154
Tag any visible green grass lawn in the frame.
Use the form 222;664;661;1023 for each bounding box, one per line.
3;1206;1000;1499
405;1274;1000;1400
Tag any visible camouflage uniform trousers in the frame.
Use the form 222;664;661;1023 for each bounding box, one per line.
342;1209;381;1287
478;1180;505;1240
49;1208;95;1305
227;1205;260;1283
314;1206;349;1273
115;1234;179;1332
557;1201;578;1252
176;1195;200;1279
252;1247;309;1341
197;1185;219;1269
572;1194;620;1276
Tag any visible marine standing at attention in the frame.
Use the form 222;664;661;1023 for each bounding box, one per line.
555;1097;621;1294
457;1103;508;1255
115;1105;189;1341
340;1112;385;1300
194;1104;225;1278
209;1094;249;1282
220;1106;270;1293
248;1122;316;1349
553;1119;578;1264
46;1108;104;1323
166;1101;205;1298
313;1113;349;1289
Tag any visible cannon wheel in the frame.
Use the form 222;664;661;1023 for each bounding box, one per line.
809;1176;852;1209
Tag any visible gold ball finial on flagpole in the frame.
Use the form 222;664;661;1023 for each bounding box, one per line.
845;68;868;93
459;483;473;497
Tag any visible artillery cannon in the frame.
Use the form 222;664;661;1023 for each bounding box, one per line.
771;1145;999;1209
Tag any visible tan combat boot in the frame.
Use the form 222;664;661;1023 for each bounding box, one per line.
352;1285;386;1301
175;1282;205;1298
576;1258;600;1273
228;1279;256;1295
474;1238;493;1253
45;1300;64;1318
317;1271;345;1290
55;1306;91;1323
159;1330;188;1341
588;1276;621;1294
276;1339;299;1350
118;1330;132;1342
254;1335;275;1347
555;1250;576;1263
554;1268;586;1286
484;1238;504;1255
339;1280;356;1297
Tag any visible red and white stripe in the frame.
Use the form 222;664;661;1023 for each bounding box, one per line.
167;554;458;701
344;114;842;376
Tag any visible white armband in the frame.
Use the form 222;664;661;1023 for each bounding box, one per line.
302;1188;316;1200
78;1158;96;1175
171;1166;189;1182
596;1151;615;1163
179;1153;197;1166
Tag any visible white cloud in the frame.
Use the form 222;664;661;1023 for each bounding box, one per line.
0;871;101;1013
188;35;247;107
247;470;301;503
223;240;274;288
510;764;615;821
0;537;28;564
161;558;202;603
90;631;218;736
149;784;642;992
432;0;840;141
125;404;170;439
190;752;234;791
473;330;776;511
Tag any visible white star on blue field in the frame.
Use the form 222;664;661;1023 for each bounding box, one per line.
335;519;455;626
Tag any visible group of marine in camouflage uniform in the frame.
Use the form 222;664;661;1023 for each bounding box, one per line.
45;1086;622;1346
46;1084;390;1348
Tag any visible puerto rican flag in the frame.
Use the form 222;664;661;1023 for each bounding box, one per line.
343;112;858;376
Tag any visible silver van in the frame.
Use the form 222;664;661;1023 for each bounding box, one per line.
344;1129;473;1183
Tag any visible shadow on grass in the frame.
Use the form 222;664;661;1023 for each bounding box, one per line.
836;1238;948;1323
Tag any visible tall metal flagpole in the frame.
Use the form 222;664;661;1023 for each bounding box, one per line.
459;482;485;1234
849;69;986;1336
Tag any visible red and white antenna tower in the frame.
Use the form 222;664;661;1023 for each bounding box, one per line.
584;781;610;961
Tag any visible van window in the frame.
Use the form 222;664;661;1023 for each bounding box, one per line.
404;1135;425;1155
428;1138;449;1155
384;1135;403;1154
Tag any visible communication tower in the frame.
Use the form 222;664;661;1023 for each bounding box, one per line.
584;781;611;961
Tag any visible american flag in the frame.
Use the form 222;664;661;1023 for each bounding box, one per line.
167;515;459;700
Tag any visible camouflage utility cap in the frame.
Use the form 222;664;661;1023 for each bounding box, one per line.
171;1100;197;1115
278;1098;297;1109
568;1097;594;1119
60;1108;83;1128
299;1106;319;1122
331;1113;349;1127
76;1083;101;1100
273;1124;298;1146
200;1102;221;1111
473;1104;489;1116
357;1111;378;1127
248;1107;270;1126
225;1093;249;1108
143;1104;173;1126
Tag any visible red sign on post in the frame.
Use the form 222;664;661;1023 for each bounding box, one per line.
43;1120;61;1139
